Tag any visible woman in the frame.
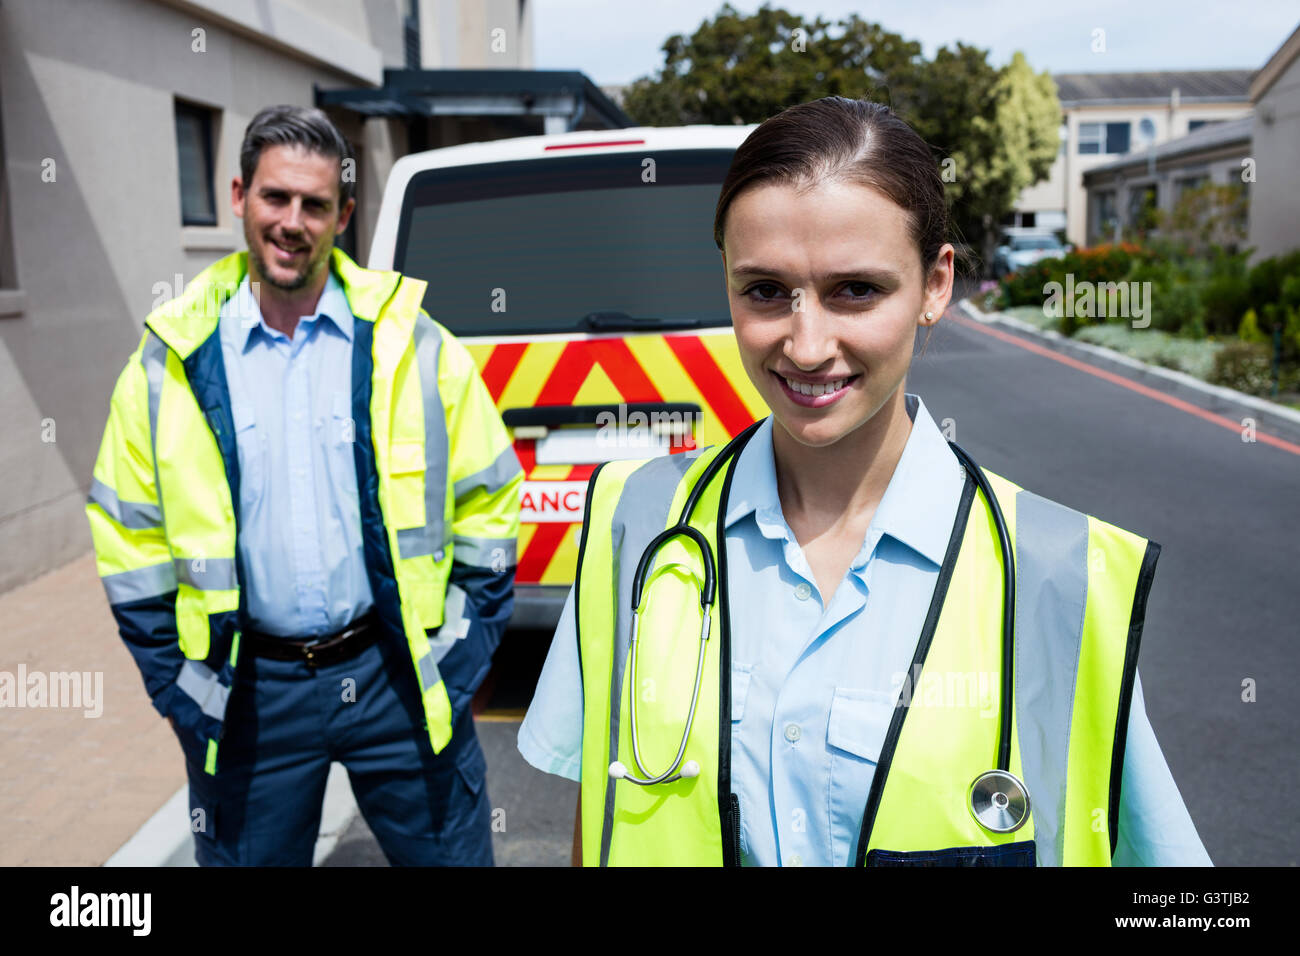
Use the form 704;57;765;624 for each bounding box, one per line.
517;97;1211;867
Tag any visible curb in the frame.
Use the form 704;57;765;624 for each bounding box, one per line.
953;297;1300;446
103;762;359;867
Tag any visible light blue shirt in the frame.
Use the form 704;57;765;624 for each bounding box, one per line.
517;393;1212;866
218;270;373;637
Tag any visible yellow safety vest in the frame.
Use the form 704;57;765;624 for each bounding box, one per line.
575;431;1158;865
87;247;521;773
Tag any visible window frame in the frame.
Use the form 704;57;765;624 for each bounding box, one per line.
174;99;218;228
1077;120;1132;155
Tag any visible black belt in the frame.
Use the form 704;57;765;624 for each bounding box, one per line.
243;610;381;669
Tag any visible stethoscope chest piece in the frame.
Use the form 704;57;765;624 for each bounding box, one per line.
968;769;1031;833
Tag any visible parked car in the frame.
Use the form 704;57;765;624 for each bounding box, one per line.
367;125;769;629
992;232;1070;278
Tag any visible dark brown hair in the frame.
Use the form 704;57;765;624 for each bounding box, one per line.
240;105;355;206
714;96;951;275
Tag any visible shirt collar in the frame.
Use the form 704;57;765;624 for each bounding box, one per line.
723;393;964;567
228;268;354;351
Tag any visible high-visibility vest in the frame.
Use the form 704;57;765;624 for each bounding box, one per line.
86;248;521;774
574;431;1158;866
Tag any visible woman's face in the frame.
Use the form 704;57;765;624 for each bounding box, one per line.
721;179;954;448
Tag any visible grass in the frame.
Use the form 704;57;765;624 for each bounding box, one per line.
1002;304;1060;332
970;293;1224;383
1071;325;1223;380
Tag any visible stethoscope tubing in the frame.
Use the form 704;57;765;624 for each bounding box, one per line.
615;418;1023;828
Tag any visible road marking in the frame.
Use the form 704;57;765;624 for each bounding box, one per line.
476;710;526;723
949;311;1300;457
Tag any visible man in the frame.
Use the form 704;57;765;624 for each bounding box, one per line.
86;105;522;865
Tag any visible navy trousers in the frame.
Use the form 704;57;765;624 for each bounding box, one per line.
173;631;493;866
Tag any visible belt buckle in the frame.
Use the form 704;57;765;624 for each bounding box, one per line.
302;638;325;669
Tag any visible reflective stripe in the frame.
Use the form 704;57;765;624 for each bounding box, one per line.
415;648;442;689
427;583;470;661
88;476;163;529
453;445;522;502
600;451;695;867
1013;488;1090;868
452;534;516;570
395;523;450;561
101;561;178;604
174;557;237;590
175;659;230;720
141;332;169;531
395;314;449;562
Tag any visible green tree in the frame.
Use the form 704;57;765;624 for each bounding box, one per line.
621;5;1061;275
621;5;925;126
920;50;1060;267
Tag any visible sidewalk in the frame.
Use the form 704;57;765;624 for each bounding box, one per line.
0;552;184;865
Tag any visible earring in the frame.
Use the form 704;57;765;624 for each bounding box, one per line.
924;311;935;322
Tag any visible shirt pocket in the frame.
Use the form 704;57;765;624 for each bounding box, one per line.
731;663;753;723
231;401;263;508
827;687;896;763
827;687;896;864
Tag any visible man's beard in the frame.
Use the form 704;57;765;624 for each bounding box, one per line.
248;233;322;292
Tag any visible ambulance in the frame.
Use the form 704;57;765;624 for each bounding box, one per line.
367;125;768;628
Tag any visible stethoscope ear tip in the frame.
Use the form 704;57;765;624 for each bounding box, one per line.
680;760;700;778
608;761;628;780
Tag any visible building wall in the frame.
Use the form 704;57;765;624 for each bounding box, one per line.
1060;103;1251;246
420;0;532;68
1083;145;1251;245
0;0;401;591
1248;52;1300;261
1011;94;1252;247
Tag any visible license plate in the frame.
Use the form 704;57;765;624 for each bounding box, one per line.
534;427;669;465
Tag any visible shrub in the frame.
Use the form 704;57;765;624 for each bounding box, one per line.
1001;258;1060;307
1247;249;1300;307
998;243;1148;313
1237;308;1269;344
1147;281;1203;335
1201;272;1251;336
1208;341;1273;396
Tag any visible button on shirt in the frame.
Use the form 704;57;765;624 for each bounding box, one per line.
218;271;373;637
517;393;1212;866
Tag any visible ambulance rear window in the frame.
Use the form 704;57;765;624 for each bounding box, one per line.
394;149;735;335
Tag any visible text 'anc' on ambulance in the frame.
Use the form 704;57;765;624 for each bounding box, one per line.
367;125;769;628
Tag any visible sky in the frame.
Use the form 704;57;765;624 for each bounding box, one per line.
532;0;1300;86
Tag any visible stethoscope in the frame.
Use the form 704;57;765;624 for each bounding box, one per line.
607;418;1032;834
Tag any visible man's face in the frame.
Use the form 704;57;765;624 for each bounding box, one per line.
232;143;355;292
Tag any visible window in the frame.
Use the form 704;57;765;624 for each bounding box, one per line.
0;67;17;293
1188;119;1223;133
1078;121;1132;155
397;150;736;335
404;0;421;69
1175;175;1208;202
174;100;217;226
1096;190;1118;239
1127;184;1158;230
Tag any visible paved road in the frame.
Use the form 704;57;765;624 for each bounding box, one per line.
324;310;1300;866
